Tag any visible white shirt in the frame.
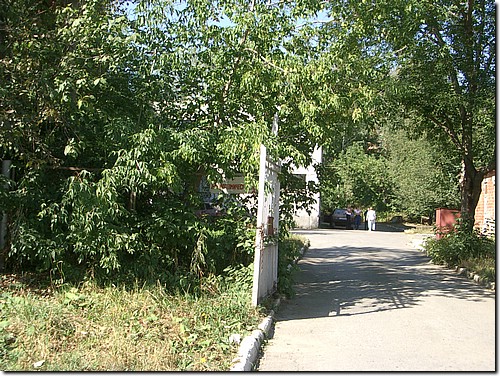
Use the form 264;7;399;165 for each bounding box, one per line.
366;209;376;221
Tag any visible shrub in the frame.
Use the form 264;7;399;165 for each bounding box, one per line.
424;220;495;272
277;234;309;297
5;161;257;291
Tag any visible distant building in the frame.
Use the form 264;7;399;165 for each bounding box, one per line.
291;146;322;229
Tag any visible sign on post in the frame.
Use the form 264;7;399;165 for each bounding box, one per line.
209;176;247;195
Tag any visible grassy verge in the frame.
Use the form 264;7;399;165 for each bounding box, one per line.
423;227;495;284
0;267;265;371
460;257;495;282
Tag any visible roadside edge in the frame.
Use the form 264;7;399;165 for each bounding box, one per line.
230;242;309;371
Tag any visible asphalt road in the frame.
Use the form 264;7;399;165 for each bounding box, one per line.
257;226;496;371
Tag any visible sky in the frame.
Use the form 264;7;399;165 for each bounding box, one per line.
122;0;332;28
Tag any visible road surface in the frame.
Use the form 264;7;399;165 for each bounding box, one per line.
257;226;495;371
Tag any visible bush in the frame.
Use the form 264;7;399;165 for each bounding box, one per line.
277;235;309;297
5;158;305;298
424;221;495;276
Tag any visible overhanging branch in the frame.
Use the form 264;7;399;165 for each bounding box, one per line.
426;113;464;152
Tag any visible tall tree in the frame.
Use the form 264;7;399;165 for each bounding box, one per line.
315;0;495;230
383;127;461;220
301;0;496;229
319;142;394;212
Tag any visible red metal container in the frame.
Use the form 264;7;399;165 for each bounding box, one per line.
435;208;461;239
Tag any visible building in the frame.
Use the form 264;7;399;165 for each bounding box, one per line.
291;146;322;229
474;170;495;236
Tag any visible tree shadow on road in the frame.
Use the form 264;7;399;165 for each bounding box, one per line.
371;222;417;232
296;222;417;235
275;244;495;322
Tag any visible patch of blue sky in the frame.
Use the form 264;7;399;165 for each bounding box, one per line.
211;7;331;28
124;0;331;26
208;15;236;28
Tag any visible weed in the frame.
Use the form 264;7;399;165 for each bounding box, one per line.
0;268;264;371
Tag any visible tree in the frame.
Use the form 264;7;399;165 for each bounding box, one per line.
317;0;495;230
0;0;331;280
0;0;162;275
382;0;495;229
382;127;460;220
319;142;394;212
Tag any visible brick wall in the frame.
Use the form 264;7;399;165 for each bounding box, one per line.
475;170;495;236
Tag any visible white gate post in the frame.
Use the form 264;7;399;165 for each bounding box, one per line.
251;144;268;306
252;114;280;307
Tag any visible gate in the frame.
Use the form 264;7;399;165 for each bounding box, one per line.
251;115;280;306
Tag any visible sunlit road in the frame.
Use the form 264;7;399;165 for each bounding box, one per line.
257;226;495;371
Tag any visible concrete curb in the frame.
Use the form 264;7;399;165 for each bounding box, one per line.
230;243;309;371
455;266;495;290
229;309;276;371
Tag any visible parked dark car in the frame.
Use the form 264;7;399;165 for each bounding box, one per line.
330;208;348;228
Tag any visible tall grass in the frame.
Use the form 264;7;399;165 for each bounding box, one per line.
0;266;264;371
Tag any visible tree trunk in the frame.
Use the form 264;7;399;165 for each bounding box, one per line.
459;156;484;231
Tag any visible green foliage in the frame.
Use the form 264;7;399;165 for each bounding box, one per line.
192;199;256;278
0;0;143;165
379;0;496;222
3;0;491;294
279;165;320;230
277;234;309;297
383;127;460;220
424;220;495;269
316;0;494;224
319;143;393;212
219;264;254;293
0;0;304;285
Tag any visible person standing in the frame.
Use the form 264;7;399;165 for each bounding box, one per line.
353;207;362;230
345;207;353;230
366;207;376;231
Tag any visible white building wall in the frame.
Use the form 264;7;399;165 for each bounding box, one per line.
292;146;322;229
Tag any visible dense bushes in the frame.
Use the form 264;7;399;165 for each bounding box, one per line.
319;130;461;221
424;221;495;280
4;169;258;289
3;155;304;294
0;0;316;293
